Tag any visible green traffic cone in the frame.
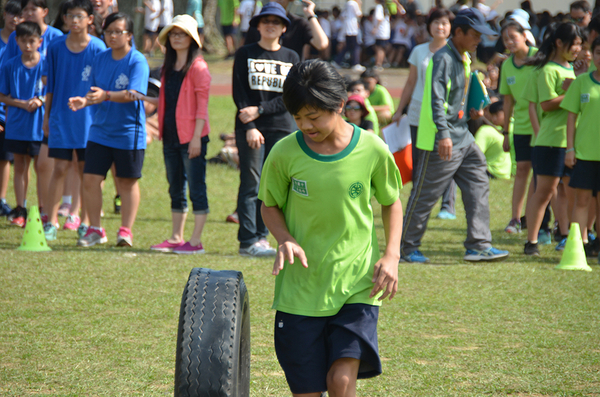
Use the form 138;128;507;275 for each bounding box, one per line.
17;205;51;252
555;223;591;272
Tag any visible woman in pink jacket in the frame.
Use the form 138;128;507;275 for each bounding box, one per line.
135;15;211;254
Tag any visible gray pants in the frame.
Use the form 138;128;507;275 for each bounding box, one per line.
401;142;492;255
410;125;456;214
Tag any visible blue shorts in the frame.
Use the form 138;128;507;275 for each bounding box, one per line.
48;147;85;161
222;24;235;36
274;303;381;394
84;141;144;179
0;126;14;161
513;134;533;162
4;139;42;157
532;146;572;177
569;159;600;194
375;39;388;47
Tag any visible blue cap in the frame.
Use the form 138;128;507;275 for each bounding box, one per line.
454;7;498;36
249;2;291;28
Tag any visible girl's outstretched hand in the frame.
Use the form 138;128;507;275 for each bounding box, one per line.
68;97;86;111
273;241;308;276
86;86;106;104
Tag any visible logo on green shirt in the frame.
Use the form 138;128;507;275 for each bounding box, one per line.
292;178;308;196
581;93;590;103
348;182;364;199
507;76;516;85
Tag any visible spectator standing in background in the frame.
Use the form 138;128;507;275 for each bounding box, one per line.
237;0;262;46
335;0;364;71
186;0;204;46
218;0;239;58
373;0;390;71
158;0;173;37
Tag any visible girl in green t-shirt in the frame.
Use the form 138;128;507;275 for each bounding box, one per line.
523;22;583;256
561;36;600;256
499;20;538;235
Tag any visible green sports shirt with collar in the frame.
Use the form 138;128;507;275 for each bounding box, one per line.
258;125;401;317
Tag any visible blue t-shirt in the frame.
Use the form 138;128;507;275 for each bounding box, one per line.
3;25;63;61
46;35;106;149
88;48;149;150
0;55;46;141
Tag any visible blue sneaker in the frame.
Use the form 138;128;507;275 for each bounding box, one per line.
464;247;509;262
0;201;12;216
538;229;552;245
401;250;430;263
436;209;457;220
555;237;567;251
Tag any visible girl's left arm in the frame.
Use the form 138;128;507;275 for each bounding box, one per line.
189;59;211;159
565;111;578;168
370;198;402;301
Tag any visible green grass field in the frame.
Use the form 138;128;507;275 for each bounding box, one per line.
1;96;599;396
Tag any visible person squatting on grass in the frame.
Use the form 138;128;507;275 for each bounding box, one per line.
68;12;149;247
142;14;211;255
400;8;509;263
259;59;403;397
522;22;583;256
232;2;299;257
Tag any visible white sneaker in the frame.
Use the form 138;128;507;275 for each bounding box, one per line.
239;241;276;257
351;64;366;72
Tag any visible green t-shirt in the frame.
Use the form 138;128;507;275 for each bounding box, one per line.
364;98;380;136
368;84;395;112
534;62;575;148
218;0;239;26
499;47;538;136
589;62;597;73
560;72;600;161
258;125;402;317
474;124;512;179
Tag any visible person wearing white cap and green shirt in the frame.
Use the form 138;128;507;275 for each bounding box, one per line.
401;8;510;263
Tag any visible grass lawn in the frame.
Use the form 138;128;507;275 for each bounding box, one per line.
1;96;599;396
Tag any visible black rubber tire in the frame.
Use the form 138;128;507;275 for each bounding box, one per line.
174;268;251;397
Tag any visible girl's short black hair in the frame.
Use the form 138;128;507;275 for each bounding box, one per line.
103;12;134;34
16;20;41;37
591;35;600;52
282;60;348;116
426;8;454;37
21;0;47;9
63;0;93;17
4;0;22;15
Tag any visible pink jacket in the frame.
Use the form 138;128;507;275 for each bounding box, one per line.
158;56;211;143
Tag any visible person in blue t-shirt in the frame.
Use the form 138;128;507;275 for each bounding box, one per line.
0;0;23;217
0;22;46;226
68;12;149;248
42;0;106;242
3;0;63;60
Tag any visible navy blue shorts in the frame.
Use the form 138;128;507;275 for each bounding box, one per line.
48;147;85;161
0;126;14;161
84;141;144;179
569;159;600;194
4;139;42;157
222;24;235;36
375;39;388;47
513;134;533;162
532;146;572;177
144;28;157;36
274;303;381;394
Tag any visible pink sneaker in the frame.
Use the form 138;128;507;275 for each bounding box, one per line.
116;227;133;247
173;242;205;255
150;239;185;252
63;215;81;230
57;203;71;217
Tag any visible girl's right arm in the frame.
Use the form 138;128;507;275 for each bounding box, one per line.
392;64;417;124
502;94;514;152
261;203;308;275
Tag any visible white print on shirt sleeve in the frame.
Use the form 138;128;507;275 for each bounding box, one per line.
247;58;293;93
115;73;129;89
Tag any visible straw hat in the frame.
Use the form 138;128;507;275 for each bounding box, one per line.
158;15;201;48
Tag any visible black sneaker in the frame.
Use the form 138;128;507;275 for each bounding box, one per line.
114;195;121;214
584;239;600;257
524;241;540;256
6;206;18;222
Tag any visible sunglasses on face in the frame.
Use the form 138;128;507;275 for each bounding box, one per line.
345;105;361;111
168;31;189;39
261;18;283;26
